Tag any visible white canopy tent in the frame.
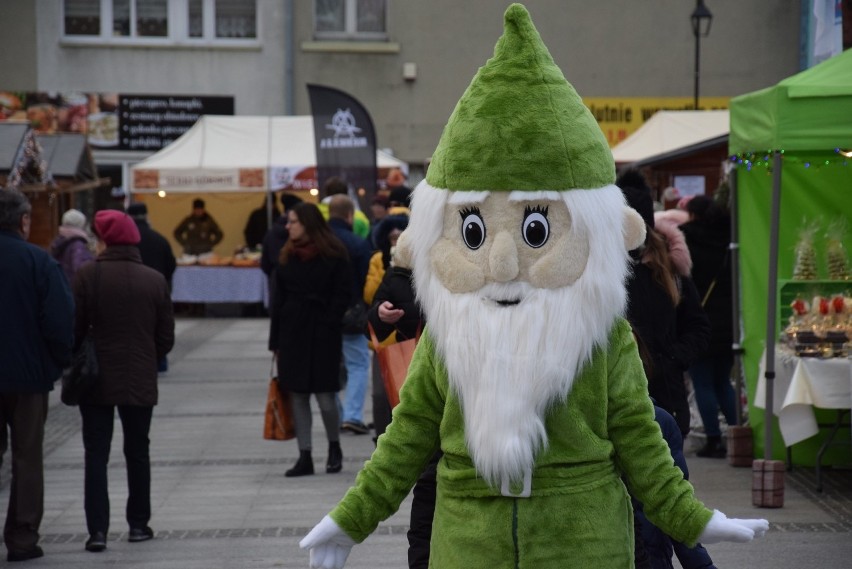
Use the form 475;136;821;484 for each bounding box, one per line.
128;115;408;256
130;115;408;194
610;110;729;165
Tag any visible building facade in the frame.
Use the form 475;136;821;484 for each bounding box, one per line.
0;1;843;187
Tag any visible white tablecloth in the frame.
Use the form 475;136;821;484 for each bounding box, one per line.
172;266;268;306
755;348;852;446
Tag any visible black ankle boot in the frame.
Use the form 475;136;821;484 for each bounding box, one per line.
326;441;343;473
696;435;726;458
285;450;314;477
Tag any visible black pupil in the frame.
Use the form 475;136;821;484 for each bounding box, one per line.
526;220;546;246
465;222;483;247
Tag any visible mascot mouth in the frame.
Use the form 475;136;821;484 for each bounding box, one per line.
480;283;528;308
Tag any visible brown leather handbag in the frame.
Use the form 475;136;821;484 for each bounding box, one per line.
264;359;295;441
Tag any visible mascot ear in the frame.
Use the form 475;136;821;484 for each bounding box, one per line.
393;230;413;269
623;206;647;251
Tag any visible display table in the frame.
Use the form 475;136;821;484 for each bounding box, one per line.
172;266;268;306
755;348;851;446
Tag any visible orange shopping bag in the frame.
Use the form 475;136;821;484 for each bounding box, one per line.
368;322;420;408
264;359;296;440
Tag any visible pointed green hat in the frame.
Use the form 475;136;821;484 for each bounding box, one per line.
426;3;614;191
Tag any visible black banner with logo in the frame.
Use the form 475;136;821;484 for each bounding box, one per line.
307;84;377;207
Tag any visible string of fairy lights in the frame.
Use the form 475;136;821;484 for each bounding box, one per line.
730;148;852;172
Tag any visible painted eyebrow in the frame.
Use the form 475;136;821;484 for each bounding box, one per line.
448;191;490;205
458;205;482;219
508;190;563;202
523;204;549;217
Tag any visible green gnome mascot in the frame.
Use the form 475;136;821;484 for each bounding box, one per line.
301;4;768;568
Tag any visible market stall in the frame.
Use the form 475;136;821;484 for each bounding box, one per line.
1;122;108;248
610;110;730;203
729;49;852;466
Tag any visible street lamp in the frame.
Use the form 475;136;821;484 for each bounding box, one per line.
691;0;713;110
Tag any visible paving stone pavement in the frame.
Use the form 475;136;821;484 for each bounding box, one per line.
1;317;850;568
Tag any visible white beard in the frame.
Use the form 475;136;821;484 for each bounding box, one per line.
409;182;630;488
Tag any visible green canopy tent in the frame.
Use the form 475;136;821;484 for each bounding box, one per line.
729;49;852;467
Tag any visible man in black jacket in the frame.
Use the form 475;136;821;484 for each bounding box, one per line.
127;203;176;288
127;202;176;372
0;188;74;562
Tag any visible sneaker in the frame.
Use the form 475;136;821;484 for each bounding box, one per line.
128;526;154;542
341;420;369;435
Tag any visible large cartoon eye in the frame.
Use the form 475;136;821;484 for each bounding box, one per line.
459;207;486;250
522;205;549;248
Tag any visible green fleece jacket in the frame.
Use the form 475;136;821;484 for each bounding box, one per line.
330;318;712;568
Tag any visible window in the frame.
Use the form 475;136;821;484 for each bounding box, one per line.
113;0;169;38
314;0;387;40
64;0;100;36
212;0;256;39
61;0;257;44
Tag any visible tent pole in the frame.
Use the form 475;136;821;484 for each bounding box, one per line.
266;117;274;242
763;151;783;461
728;167;744;426
266;189;273;241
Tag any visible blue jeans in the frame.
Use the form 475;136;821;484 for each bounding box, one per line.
689;354;737;438
341;334;371;425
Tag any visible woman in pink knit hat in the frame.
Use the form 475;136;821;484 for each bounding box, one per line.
71;210;175;553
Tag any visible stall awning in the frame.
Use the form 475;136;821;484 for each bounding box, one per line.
130;115;409;193
611;110;729;165
36;133;96;179
0;122;30;170
729;49;852;154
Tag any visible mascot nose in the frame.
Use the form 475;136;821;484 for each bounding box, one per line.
489;230;519;282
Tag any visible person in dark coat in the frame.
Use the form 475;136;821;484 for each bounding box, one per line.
127;202;178;373
243;195;280;250
618;169;710;436
50;208;94;284
634;406;717;569
630;331;717;569
126;202;177;288
268;202;352;477
367;231;422;346
0;188;74;563
366;229;420;442
679;196;737;457
74;210;175;553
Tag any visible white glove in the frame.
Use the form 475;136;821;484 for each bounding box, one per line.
698;509;769;544
299;515;356;569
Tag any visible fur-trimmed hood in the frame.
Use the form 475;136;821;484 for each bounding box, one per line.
650;218;692;277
